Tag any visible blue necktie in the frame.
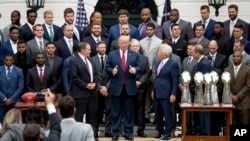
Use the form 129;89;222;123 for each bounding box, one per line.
7;67;11;79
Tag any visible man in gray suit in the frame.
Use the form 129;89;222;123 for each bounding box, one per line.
26;24;49;56
228;40;250;66
59;96;95;141
223;4;248;39
162;9;194;41
194;23;210;55
92;41;112;137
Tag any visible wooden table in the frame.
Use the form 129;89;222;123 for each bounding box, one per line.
180;104;235;141
15;102;57;111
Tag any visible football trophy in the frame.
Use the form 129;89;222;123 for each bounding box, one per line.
181;71;192;105
194;72;204;106
210;71;219;106
203;73;213;106
221;72;232;105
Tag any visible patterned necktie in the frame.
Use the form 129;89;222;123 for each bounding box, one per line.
157;61;164;75
49;26;54;42
139;23;146;36
68;40;73;55
39;41;43;53
187;56;191;65
211;55;215;66
96;38;100;43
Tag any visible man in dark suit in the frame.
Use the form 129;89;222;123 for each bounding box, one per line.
0;54;24;123
61;8;82;42
82;11;108;39
92;41;111;137
153;44;179;141
223;4;249;40
225;51;250;125
192;44;212;135
69;42;98;139
106;35;141;141
82;22;107;57
130;39;149;137
138;8;162;39
162;9;194;41
44;42;63;94
194;23;210;55
26;24;49;56
171;23;188;60
208;40;227;135
0;26;20;65
42;10;63;42
232;24;250;54
193;5;215;40
212;22;232;58
19;9;37;42
107;9;140;45
55;24;79;60
26;53;57;93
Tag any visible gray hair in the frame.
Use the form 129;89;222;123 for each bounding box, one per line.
130;39;140;46
160;44;172;57
194;44;204;55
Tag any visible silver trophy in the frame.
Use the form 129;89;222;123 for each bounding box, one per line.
194;72;204;106
181;71;192;105
210;71;219;106
203;73;213;106
221;72;232;106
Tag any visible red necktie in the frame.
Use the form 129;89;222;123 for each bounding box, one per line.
121;51;126;83
39;68;43;82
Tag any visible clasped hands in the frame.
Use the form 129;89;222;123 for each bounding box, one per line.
86;83;96;90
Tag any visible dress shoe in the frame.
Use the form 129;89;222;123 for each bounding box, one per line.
160;136;171;141
124;136;133;140
152;131;161;138
171;132;175;138
105;132;113;137
137;131;147;137
111;136;119;141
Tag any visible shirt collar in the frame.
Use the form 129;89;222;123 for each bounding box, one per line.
91;34;101;41
161;58;169;64
97;54;105;59
172;36;180;42
36;65;45;70
234;63;242;69
209;52;217;57
230;18;238;24
64;36;73;41
5;65;13;70
197;55;204;63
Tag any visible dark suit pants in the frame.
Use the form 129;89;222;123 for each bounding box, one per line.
135;91;146;132
154;98;172;138
233;109;250;125
197;112;210;135
111;86;134;138
74;95;97;137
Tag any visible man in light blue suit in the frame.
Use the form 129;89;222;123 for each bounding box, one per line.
107;9;140;50
106;35;141;141
153;44;179;141
0;54;24;123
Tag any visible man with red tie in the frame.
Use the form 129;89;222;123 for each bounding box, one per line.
106;35;141;141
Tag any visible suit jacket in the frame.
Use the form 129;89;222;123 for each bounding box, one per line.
193;19;216;40
82;35;107;57
106;50;141;96
199;36;210;55
55;38;78;60
42;24;63;42
195;57;211;74
171;37;188;60
107;24;140;44
43;113;61;141
26;39;49;56
211;53;227;75
182;56;197;94
61;23;82;41
140;35;162;69
231;38;250;55
224;18;249;39
0;65;24;102
62;56;74;93
82;24;108;39
162;19;194;41
0;40;15;65
228;53;250;66
154;59;179;99
60;118;95;141
19;23;35;42
225;65;250;109
69;55;98;98
138;18;162;39
26;65;57;92
92;54;109;87
136;54;149;93
45;55;63;93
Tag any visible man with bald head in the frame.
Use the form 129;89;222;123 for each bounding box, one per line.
55;24;79;60
138;8;162;39
106;35;141;140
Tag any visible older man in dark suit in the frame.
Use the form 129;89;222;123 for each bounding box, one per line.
106;35;141;141
225;51;250;124
69;42;98;139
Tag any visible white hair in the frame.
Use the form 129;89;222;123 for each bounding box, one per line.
160;44;172;57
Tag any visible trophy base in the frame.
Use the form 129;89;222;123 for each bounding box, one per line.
213;104;220;106
221;104;233;107
193;104;203;106
180;103;192;106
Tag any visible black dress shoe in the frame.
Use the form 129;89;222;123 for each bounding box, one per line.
137;131;147;137
105;132;113;137
112;136;119;141
124;136;133;140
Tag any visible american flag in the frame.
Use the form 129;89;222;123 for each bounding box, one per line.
75;0;88;30
161;0;172;26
